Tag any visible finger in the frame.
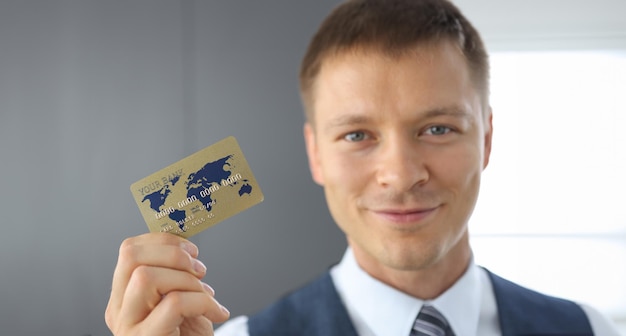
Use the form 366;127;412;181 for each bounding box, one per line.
113;236;205;287
109;244;202;326
108;234;202;324
142;291;230;334
119;265;210;326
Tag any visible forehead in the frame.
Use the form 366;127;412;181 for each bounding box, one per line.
317;41;469;87
311;42;480;126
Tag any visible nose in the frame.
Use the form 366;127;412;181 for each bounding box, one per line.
375;135;429;191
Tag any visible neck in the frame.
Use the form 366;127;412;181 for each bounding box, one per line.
350;234;471;300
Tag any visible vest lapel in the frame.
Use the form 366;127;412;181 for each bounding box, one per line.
486;268;593;336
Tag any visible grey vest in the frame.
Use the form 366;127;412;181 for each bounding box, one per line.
247;269;593;336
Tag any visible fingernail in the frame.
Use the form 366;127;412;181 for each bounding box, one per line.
180;241;198;256
193;259;207;274
201;282;215;295
220;304;230;316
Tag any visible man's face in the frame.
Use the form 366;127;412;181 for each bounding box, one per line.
304;42;492;273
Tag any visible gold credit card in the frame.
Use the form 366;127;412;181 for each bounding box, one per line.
130;136;264;238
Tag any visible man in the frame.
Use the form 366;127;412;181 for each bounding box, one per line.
105;0;621;335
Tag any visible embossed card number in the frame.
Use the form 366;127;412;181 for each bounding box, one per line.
130;136;264;238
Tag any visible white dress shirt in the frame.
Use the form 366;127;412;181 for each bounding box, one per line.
216;248;620;335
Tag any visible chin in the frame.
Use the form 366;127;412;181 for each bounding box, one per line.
377;239;445;271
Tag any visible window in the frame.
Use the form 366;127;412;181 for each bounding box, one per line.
470;51;626;326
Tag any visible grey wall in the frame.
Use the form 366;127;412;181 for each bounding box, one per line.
2;1;626;336
0;1;344;335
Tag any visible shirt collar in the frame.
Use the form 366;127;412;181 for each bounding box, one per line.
330;248;482;336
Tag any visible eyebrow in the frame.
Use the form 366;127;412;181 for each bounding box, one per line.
421;107;476;123
323;115;371;134
323;106;474;133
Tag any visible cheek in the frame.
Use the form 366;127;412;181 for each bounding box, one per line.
320;149;369;187
319;150;370;219
427;142;483;192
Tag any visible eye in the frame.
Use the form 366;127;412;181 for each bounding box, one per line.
343;131;368;142
423;125;452;136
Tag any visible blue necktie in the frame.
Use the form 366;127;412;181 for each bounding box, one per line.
410;305;455;336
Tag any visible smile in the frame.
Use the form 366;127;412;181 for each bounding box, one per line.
370;206;440;225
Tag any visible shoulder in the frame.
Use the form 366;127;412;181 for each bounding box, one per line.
579;303;623;336
246;272;358;336
485;269;597;335
486;269;584;311
214;273;339;336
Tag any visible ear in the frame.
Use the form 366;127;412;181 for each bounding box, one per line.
482;107;494;169
304;123;325;185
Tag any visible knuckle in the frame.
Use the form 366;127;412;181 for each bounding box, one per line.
119;236;137;252
104;304;122;333
131;265;154;287
166;248;192;269
161;292;186;315
104;306;115;328
118;242;139;263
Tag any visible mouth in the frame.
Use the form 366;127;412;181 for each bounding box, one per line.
370;206;440;225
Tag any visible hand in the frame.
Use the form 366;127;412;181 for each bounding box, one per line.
105;233;230;336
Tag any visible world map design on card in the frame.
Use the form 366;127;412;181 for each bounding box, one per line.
130;136;264;238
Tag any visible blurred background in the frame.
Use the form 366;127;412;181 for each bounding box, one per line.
0;1;624;335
